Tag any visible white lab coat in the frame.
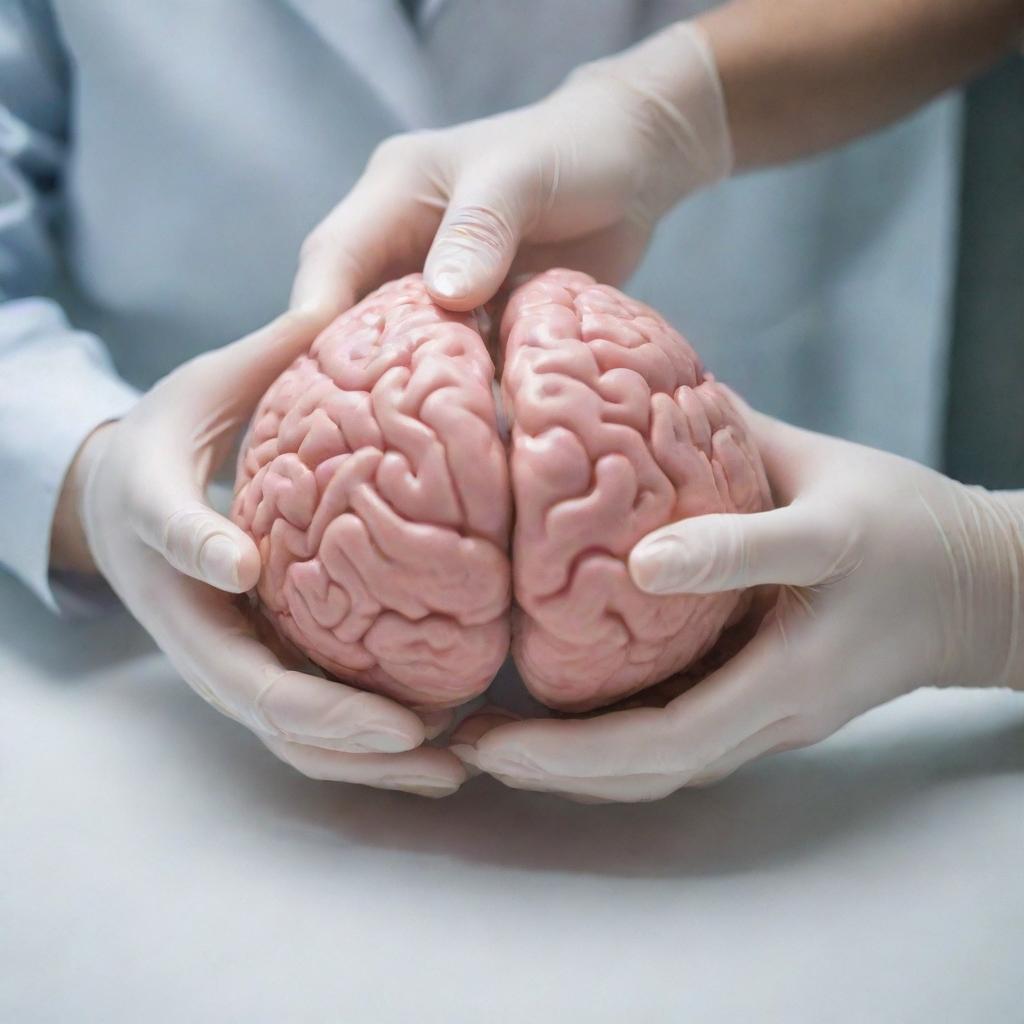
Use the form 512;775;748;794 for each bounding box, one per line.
0;0;960;609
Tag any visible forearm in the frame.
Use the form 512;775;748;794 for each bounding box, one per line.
699;0;1024;168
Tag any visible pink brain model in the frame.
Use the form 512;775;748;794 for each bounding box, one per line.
232;270;771;712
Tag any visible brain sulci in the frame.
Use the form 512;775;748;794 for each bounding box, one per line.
231;269;771;712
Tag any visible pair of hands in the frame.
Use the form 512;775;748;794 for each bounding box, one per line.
66;343;1024;803
56;24;1024;801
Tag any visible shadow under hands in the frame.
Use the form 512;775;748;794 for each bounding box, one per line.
121;649;1024;880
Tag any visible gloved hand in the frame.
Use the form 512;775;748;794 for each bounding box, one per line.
452;400;1024;802
290;21;731;316
54;313;466;797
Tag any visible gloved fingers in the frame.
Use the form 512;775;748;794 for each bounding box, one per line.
290;168;445;319
450;705;522;748
486;766;687;803
683;716;804;787
156;311;327;419
449;705;522;778
131;495;261;593
508;715;800;801
136;551;427;753
124;314;329;592
423;169;527;311
629;501;853;594
477;715;800;804
464;712;686;788
465;622;795;789
261;735;466;797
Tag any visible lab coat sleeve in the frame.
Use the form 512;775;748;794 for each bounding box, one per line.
0;2;139;612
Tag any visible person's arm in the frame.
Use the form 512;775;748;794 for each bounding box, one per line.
700;0;1024;168
292;0;1023;319
0;3;139;609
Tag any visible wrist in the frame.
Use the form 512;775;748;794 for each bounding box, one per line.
945;485;1024;691
50;421;117;575
567;20;733;214
986;490;1024;691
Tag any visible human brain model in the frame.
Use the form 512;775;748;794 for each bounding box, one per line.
232;270;770;712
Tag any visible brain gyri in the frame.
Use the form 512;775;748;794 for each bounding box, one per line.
232;270;771;712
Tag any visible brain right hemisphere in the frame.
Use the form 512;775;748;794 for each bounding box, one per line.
232;269;771;712
503;272;770;709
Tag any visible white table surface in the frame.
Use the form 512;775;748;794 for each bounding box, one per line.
2;571;1022;1023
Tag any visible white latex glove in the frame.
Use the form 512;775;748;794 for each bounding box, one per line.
60;313;465;797
453;401;1024;802
290;21;731;316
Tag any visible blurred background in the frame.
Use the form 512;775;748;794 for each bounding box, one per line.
944;54;1024;488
